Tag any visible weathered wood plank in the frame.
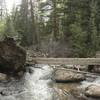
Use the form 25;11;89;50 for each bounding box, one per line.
32;58;100;65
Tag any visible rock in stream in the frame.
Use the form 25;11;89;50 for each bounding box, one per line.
85;85;100;98
54;69;85;82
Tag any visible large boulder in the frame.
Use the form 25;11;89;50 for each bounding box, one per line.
54;69;85;82
85;85;100;98
0;37;26;72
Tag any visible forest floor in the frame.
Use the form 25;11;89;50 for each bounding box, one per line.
27;40;73;58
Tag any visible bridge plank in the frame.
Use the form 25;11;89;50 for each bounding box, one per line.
32;58;100;65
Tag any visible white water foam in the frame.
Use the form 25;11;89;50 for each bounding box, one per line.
20;64;59;100
80;77;100;89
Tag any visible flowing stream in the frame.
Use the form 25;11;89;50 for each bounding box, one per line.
0;64;100;100
0;64;59;100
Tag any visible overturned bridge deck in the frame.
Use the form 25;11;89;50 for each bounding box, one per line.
32;58;100;65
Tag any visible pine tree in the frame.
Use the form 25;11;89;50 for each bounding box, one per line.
3;16;18;38
87;0;99;56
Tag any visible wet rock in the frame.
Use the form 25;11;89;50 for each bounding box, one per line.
70;88;87;100
85;85;100;98
88;65;100;74
0;73;7;81
71;88;83;97
18;71;24;77
0;89;9;96
25;67;34;74
0;37;26;72
54;69;85;82
91;65;100;73
55;90;69;100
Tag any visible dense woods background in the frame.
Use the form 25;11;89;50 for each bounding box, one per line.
0;0;100;58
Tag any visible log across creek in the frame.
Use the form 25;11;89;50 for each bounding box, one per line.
32;58;100;65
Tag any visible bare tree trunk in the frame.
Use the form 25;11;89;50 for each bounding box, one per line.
30;0;38;49
52;0;57;41
0;0;7;20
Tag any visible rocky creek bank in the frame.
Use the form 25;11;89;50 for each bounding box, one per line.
54;65;100;100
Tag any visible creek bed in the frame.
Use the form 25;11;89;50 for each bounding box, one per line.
54;76;100;100
0;64;100;100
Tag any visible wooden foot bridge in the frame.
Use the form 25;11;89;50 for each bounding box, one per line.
30;52;100;66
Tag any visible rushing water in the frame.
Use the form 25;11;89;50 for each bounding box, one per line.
0;64;100;100
81;77;100;88
0;64;59;100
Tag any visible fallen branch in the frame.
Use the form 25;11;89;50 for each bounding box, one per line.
54;68;100;77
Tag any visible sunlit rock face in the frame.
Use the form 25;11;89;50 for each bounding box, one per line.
0;37;26;72
54;69;85;83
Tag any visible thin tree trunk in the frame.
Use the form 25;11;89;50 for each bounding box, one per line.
30;0;38;48
52;0;57;41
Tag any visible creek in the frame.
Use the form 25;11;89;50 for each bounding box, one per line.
0;64;100;100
